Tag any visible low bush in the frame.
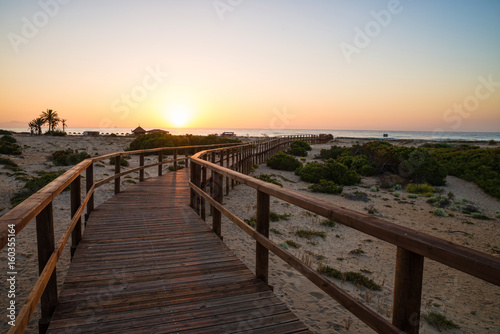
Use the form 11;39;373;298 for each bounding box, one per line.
406;183;434;196
0;129;12;135
295;229;326;240
267;152;302;171
317;265;382;291
321;219;336;227
255;174;283;187
432;208;447;216
269;211;291;222
309;179;343;194
10;170;65;207
427;194;450;208
0;135;21;155
318;145;350;160
109;156;129;167
0;157;19;169
284;240;301;248
128;132;239;150
423;311;460;331
287;147;308;157
49;130;67;136
290;140;312;151
296;160;360;185
52;149;91;166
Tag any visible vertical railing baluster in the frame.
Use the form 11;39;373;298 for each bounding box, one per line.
201;166;207;221
139;153;144;181
392;247;424;334
158;150;163;176
115;154;120;194
173;148;177;171
85;161;94;223
70;175;82;259
256;190;270;285
213;171;223;238
36;203;58;334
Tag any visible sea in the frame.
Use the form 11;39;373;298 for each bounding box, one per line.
3;127;500;142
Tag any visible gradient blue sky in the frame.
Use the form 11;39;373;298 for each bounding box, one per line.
1;0;499;131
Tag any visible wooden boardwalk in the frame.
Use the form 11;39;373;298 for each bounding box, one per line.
47;170;311;333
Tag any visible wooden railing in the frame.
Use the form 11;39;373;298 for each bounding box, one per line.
189;137;500;334
0;141;243;334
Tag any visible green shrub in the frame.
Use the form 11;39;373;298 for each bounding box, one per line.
0;129;12;135
427;194;450;208
358;164;376;176
488;139;496;146
255;174;283;187
309;179;343;194
269;211;291;222
287;147;308;157
317;265;382;291
432;208;447;216
402;148;447;186
1;135;16;143
0;135;21;155
423;311;460;331
49;130;67;136
267;152;302;171
10;170;65;207
128;132;239;150
321;219;336;227
285;240;300;248
0;157;18;168
407;194;418;199
290;140;312;151
52;149;91;166
296;160;360;185
295;229;326;239
406;183;434;196
109;156;129;167
369;186;379;192
318;145;350;160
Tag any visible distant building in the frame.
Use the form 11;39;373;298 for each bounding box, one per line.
83;131;99;136
132;126;146;136
220;131;235;138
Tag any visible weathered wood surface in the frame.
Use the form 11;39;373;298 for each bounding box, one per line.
47;169;310;333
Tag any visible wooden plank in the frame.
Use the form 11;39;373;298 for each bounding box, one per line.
47;169;309;333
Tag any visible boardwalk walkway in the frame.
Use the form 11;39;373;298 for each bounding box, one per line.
47;169;311;333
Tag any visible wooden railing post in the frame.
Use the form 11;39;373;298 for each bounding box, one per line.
201;166;207;221
256;190;270;285
158;151;163;176
114;154;120;194
85;161;94;223
173;149;177;171
225;149;230;196
190;160;197;210
36;203;58;334
139;153;144;181
393;247;424;334
70;175;82;259
212;171;223;238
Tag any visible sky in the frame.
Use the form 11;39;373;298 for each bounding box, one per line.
0;0;499;132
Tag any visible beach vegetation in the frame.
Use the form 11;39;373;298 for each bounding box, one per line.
47;130;67;136
423;311;460;332
427;194;451;208
296;160;360;185
369;186;379;192
295;229;326;240
279;242;289;249
269;211;292;222
0;129;12;135
254;174;283;187
284;240;301;248
350;248;365;255
309;179;343;194
10;170;66;207
270;228;282;235
318;145;350;160
109;156;129;167
432;208;447;217
287;146;308;156
267;152;302;171
471;213;492;220
0;157;19;171
290;140;312;151
127;132;239;150
343;191;370;202
488;139;496;146
406;183;434;196
320;219;336;228
0;135;22;155
51;148;91;166
317;265;382;291
244;217;256;227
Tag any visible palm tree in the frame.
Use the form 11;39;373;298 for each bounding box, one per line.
29;117;45;135
41;109;60;133
61;119;67;132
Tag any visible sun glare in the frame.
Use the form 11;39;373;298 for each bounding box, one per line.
165;105;192;128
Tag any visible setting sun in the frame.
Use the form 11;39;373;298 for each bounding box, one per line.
165;104;193;128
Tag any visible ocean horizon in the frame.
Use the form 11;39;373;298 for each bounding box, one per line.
3;126;500;142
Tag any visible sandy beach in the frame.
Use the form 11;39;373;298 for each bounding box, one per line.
1;134;499;333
